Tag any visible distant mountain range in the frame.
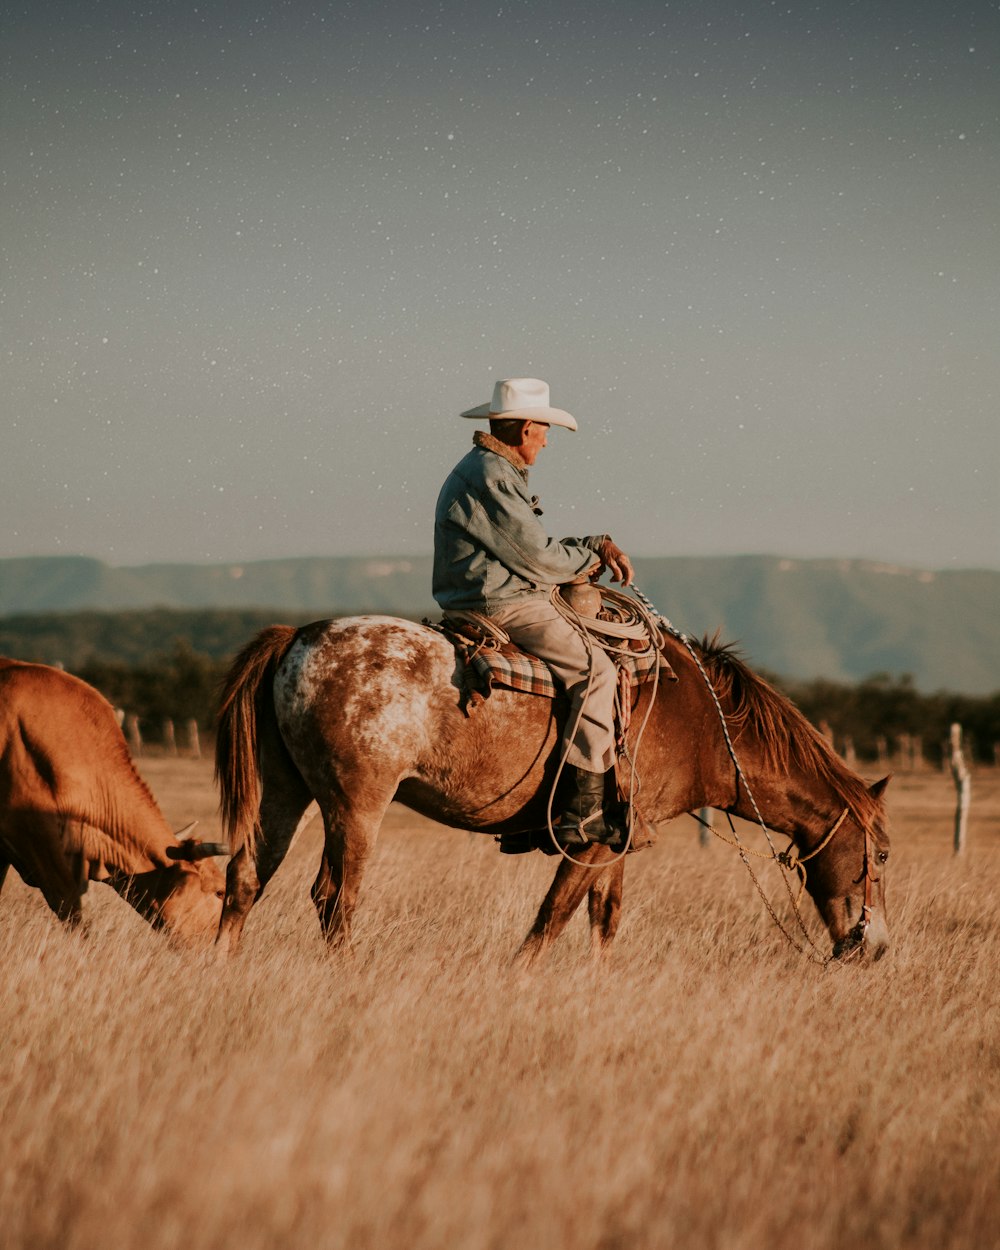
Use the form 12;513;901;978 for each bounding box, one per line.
1;554;997;693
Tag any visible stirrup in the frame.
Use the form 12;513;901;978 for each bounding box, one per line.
556;806;627;851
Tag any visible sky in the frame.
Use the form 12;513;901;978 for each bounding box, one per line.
3;0;998;570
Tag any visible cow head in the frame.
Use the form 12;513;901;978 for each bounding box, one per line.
123;830;227;943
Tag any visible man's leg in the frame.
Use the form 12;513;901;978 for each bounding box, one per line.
490;598;623;849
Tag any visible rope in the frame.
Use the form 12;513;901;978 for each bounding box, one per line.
628;582;835;964
688;805;850;908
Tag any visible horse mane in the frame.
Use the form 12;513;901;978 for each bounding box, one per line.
691;635;881;828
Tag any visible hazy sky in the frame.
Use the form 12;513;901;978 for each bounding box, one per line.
3;0;998;569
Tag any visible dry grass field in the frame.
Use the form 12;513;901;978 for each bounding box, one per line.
2;758;999;1250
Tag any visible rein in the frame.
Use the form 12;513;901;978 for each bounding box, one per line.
629;583;875;965
689;805;850;904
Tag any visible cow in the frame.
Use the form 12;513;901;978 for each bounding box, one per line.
0;658;225;941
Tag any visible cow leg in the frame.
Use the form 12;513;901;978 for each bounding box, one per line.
6;817;87;929
587;857;625;958
216;775;313;957
39;875;84;928
311;794;392;949
516;844;617;967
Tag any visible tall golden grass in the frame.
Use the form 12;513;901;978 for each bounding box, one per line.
2;761;999;1250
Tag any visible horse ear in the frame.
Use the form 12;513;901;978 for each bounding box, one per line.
868;775;892;800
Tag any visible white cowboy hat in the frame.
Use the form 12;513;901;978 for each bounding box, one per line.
460;377;578;431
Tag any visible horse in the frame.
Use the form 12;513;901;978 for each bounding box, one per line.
0;659;226;940
214;614;890;963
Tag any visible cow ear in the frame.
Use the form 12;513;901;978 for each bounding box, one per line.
868;775;892;800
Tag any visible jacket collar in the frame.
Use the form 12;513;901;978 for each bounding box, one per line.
473;430;528;478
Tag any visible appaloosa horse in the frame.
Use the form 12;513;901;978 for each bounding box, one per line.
214;615;890;963
0;659;226;940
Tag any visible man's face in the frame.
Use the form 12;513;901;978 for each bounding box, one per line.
519;420;550;465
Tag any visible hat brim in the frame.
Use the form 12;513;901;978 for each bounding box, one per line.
459;403;577;432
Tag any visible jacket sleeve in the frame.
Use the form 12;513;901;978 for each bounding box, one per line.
463;474;601;585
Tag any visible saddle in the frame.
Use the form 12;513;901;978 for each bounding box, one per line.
426;607;675;857
429;610;677;714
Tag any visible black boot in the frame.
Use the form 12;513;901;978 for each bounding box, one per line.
555;765;628;851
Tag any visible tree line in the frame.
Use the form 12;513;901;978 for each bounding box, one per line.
774;671;999;766
2;610;997;762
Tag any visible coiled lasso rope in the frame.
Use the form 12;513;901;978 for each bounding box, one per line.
544;584;665;867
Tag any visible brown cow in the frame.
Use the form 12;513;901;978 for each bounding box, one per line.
0;658;225;940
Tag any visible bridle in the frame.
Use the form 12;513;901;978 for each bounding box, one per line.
834;822;885;957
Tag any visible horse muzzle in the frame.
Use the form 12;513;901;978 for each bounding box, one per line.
832;909;890;962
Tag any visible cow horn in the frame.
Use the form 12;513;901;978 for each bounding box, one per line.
174;820;198;839
192;841;229;858
166;838;229;861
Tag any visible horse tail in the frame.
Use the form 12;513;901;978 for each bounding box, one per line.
215;625;298;857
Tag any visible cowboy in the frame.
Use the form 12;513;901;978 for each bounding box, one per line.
433;376;635;852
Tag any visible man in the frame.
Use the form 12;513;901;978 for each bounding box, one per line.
433;376;634;851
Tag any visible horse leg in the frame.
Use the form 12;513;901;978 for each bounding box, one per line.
311;794;392;949
216;769;313;957
587;857;625;959
516;844;617;967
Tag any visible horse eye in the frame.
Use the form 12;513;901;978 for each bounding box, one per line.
877;850;889;864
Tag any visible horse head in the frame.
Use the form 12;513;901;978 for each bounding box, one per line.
800;777;891;962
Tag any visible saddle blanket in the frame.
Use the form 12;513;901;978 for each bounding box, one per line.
466;639;675;701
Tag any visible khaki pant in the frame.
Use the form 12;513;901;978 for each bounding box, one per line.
490;598;617;773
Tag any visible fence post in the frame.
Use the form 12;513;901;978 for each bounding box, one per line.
697;807;713;848
186;718;201;760
843;736;857;769
876;735;889;770
950;723;971;855
162;719;177;756
125;714;143;757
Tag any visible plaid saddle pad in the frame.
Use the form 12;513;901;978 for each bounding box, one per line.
469;641;668;699
429;616;677;705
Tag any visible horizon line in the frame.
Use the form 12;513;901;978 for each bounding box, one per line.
3;552;999;576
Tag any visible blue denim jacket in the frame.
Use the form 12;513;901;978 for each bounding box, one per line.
433;433;604;613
